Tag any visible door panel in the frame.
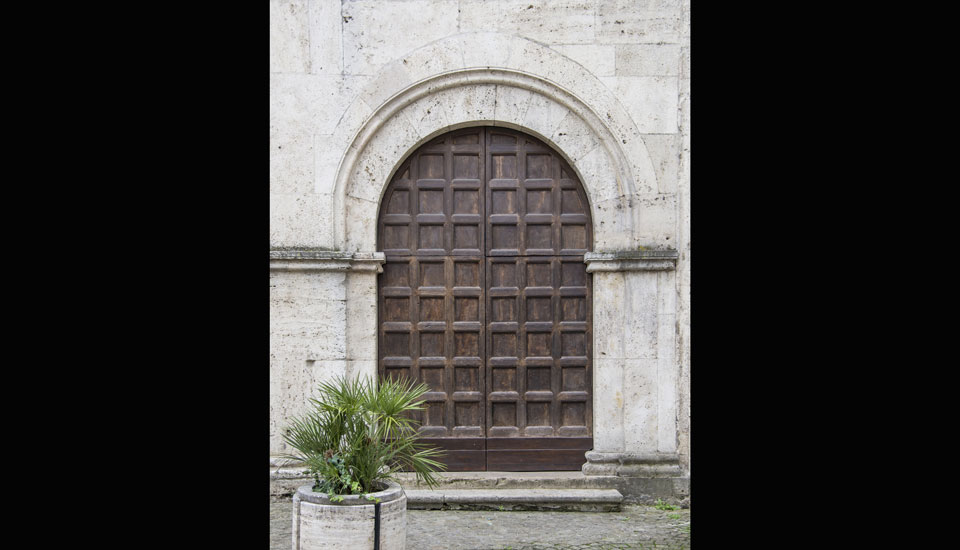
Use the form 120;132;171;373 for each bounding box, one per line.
378;127;592;471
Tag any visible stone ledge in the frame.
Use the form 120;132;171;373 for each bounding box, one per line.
405;488;623;512
269;250;386;273
584;250;679;273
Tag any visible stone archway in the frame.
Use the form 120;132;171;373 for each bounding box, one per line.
320;42;681;477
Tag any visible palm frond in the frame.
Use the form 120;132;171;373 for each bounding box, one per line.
280;374;446;494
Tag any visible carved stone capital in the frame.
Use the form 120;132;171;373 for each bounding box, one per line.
584;250;679;273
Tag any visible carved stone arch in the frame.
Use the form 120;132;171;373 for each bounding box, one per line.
328;33;662;255
336;69;648;255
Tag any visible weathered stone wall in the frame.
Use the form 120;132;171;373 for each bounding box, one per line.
270;0;690;481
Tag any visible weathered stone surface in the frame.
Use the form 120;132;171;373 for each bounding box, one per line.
271;127;314;196
615;44;681;76
342;0;459;76
596;0;683;44
641;134;680;194
270;0;310;74
307;0;342;75
294;482;406;550
600;76;679;134
555;44;616;76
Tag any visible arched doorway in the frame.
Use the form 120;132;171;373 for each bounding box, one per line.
377;126;593;471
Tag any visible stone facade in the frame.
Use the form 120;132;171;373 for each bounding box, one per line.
271;0;690;493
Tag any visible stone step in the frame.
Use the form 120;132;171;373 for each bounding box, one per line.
271;467;686;505
403;488;623;512
393;471;618;490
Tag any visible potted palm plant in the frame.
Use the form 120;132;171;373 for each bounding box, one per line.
281;375;445;550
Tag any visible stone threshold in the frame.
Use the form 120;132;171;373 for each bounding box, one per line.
404;488;623;512
271;468;687;505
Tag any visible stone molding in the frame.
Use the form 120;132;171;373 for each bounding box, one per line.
582;452;682;478
269;250;386;273
584;250;679;273
334;66;654;252
328;33;666;253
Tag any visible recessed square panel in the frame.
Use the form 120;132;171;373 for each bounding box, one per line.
454;225;479;249
490;297;517;322
562;367;586;392
420;367;444;392
419;154;444;178
561;262;586;287
453;155;479;179
526;367;551;391
526;189;552;214
526;154;552;178
560;296;586;322
419;262;445;287
383;297;410;321
561;402;585;427
386;190;409;214
455;367;479;391
492;367;516;392
526;402;550;426
527;333;552;358
561;332;586;357
418;190;444;214
491;133;517;146
384;262;410;287
383;333;409;357
491;154;516;178
561;190;585;214
526;225;552;250
454;189;480;214
420;332;444;357
492;333;517;357
526;297;552;322
455;402;481;427
491;225;518;250
418;225;444;250
492;402;516;427
419;297;444;321
383;225;409;250
491;262;518;287
526;262;552;287
455;262;479;287
491;190;516;214
455;297;479;321
424;402;445;426
562;225;587;250
454;332;479;357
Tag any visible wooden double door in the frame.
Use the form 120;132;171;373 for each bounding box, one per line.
377;127;592;471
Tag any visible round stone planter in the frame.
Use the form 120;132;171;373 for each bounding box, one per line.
292;480;406;550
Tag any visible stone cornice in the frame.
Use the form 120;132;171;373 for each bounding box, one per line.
269;250;386;273
584;250;679;273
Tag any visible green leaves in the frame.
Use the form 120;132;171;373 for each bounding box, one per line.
282;375;446;496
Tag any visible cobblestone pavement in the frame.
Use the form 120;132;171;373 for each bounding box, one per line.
271;496;690;550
